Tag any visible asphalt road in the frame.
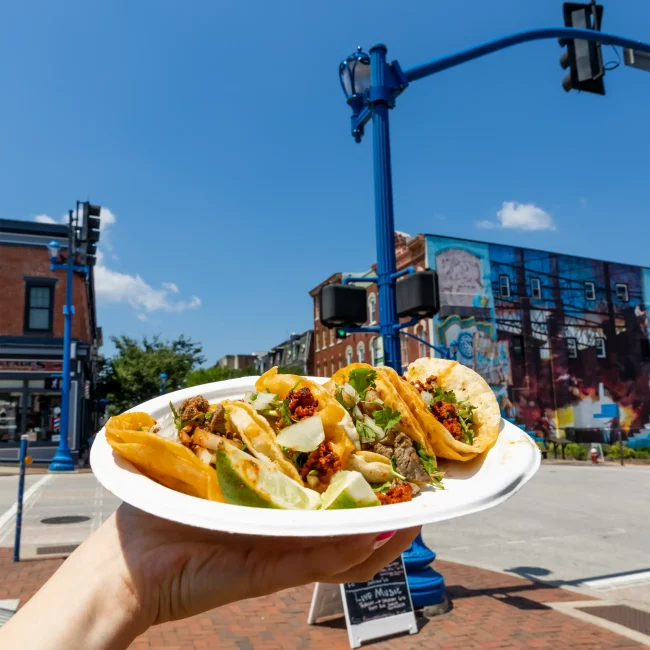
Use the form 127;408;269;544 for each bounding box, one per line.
423;464;650;604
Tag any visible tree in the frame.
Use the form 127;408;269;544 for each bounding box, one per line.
185;365;257;387
98;335;204;415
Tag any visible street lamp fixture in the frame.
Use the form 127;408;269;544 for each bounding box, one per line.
159;372;168;395
339;46;371;111
47;240;61;265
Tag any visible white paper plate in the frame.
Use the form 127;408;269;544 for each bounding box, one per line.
91;376;540;537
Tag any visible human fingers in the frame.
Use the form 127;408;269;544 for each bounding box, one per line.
243;531;380;598
321;527;420;584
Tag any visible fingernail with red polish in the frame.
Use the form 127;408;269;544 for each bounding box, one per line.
374;531;396;549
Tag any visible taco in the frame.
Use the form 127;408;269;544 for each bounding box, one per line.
402;358;501;461
324;364;443;504
249;368;357;492
105;411;223;501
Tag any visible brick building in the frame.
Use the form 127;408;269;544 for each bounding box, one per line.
255;330;314;376
0;219;101;463
309;232;432;377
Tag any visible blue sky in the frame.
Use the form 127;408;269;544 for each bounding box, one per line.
2;0;649;364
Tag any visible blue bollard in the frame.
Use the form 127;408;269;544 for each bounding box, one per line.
13;435;29;562
402;532;447;608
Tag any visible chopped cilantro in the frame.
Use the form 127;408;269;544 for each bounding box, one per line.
137;427;143;431
430;387;475;446
169;401;183;431
334;385;349;410
347;368;376;400
278;399;294;426
390;455;406;481
308;469;319;476
204;411;214;421
249;392;258;402
414;442;445;489
432;386;457;403
372;480;393;494
355;420;377;443
280;446;308;469
372;405;401;432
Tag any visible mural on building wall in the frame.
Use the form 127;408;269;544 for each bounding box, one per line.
425;235;650;445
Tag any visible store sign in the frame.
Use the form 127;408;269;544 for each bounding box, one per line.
0;359;63;373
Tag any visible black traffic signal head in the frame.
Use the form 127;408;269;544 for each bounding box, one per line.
320;283;367;327
396;271;440;318
559;3;605;95
81;201;101;243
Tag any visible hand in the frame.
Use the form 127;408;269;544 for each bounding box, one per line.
113;503;420;627
0;502;420;650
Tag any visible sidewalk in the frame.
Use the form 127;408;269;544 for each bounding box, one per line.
0;548;646;649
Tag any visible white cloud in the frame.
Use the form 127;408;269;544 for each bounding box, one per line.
162;282;179;293
34;214;57;224
476;201;556;231
34;208;201;315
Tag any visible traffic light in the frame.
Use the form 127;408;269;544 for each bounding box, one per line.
559;3;605;95
80;202;101;266
396;271;440;318
319;283;367;327
335;327;347;339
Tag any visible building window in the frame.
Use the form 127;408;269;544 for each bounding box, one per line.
512;335;524;358
314;301;319;321
322;330;327;350
530;277;542;300
615;283;629;302
315;329;320;352
584;282;596;301
499;275;511;299
24;281;54;332
331;359;336;376
368;293;377;325
339;355;343;369
416;325;427;358
357;342;365;364
330;329;334;347
369;337;377;366
567;338;578;359
595;338;606;359
346;345;353;365
401;336;408;364
316;362;321;376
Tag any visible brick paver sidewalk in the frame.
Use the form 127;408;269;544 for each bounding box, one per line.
0;549;643;649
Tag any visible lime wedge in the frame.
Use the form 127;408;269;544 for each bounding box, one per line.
215;441;321;510
321;471;381;510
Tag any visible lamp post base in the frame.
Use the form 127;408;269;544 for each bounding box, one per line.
402;533;447;609
48;450;75;472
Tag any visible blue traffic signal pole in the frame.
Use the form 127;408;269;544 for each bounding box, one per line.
48;213;88;472
340;25;650;612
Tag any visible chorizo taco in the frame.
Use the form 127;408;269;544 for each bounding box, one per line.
402;357;501;461
324;363;443;504
248;368;357;492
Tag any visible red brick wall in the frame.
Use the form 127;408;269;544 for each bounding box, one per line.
0;244;93;343
312;234;432;377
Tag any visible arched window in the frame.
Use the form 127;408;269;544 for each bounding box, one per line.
370;336;381;366
357;342;365;364
416;325;427;358
346;345;353;365
368;293;377;325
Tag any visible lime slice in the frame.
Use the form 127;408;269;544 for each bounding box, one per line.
215;441;321;510
321;471;381;510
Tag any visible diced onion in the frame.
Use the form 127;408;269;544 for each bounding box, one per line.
246;391;278;411
353;405;364;421
275;414;325;452
421;391;433;406
363;415;385;440
194;446;216;466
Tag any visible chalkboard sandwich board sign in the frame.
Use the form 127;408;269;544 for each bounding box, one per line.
308;556;417;648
